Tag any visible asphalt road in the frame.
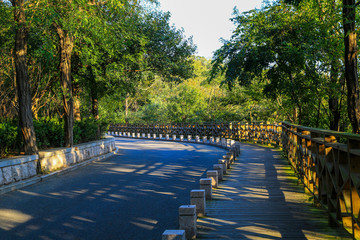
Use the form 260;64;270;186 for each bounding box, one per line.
0;138;226;240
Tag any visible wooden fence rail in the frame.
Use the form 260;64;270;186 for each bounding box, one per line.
109;122;282;145
109;121;360;238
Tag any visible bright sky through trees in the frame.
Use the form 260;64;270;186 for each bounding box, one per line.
158;0;263;59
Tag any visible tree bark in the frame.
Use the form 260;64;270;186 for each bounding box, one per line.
125;93;130;122
91;96;99;120
12;0;38;155
73;83;81;121
88;66;99;120
53;23;74;147
328;64;341;131
343;0;360;133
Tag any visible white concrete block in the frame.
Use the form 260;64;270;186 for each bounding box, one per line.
213;164;224;181
190;190;206;216
207;170;218;188
200;178;212;200
179;205;196;240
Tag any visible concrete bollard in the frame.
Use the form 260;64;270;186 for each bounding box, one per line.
207;170;219;188
210;137;214;144
218;159;227;174
142;133;146;138
226;139;231;148
162;230;186;240
187;135;192;142
230;140;236;149
227;152;234;163
195;136;200;143
202;136;207;144
200;178;212;200
180;135;184;141
136;133;140;138
190;190;206;217
128;132;131;137
153;133;157;139
227;151;235;163
166;134;170;140
222;155;231;168
213;164;224;181
159;134;163;139
236;142;241;156
132;133;136;138
179;205;197;240
221;138;227;147
147;133;151;139
172;135;177;141
215;137;220;145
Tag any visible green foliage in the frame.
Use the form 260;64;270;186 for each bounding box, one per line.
0;118;108;157
210;0;347;130
0;121;18;157
74;118;109;144
99;57;282;124
33;118;64;149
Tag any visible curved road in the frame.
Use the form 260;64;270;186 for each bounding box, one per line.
0;138;226;240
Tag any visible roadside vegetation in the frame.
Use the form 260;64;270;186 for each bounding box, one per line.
1;0;360;157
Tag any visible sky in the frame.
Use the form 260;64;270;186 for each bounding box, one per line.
157;0;263;59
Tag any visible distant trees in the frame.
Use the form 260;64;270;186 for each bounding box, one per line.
98;57;279;124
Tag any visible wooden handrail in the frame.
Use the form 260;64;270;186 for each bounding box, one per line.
109;121;360;238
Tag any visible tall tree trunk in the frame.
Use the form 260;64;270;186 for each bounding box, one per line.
343;0;360;133
329;64;341;131
125;93;130;122
88;66;99;120
73;83;81;121
53;23;74;147
12;0;38;155
315;99;321;128
91;96;99;120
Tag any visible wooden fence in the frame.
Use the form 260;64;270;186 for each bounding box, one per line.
109;121;360;238
108;122;282;145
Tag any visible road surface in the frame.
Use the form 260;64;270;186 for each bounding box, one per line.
0;138;226;240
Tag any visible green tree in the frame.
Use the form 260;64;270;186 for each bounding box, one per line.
11;0;38;154
210;1;347;129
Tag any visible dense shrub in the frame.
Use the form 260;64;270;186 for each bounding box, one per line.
0;118;109;158
74;118;97;144
34;118;64;149
0;120;18;157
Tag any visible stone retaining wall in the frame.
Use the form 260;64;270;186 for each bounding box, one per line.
0;155;38;186
0;137;115;187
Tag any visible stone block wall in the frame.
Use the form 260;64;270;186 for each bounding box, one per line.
0;137;115;187
39;137;115;173
0;155;39;186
